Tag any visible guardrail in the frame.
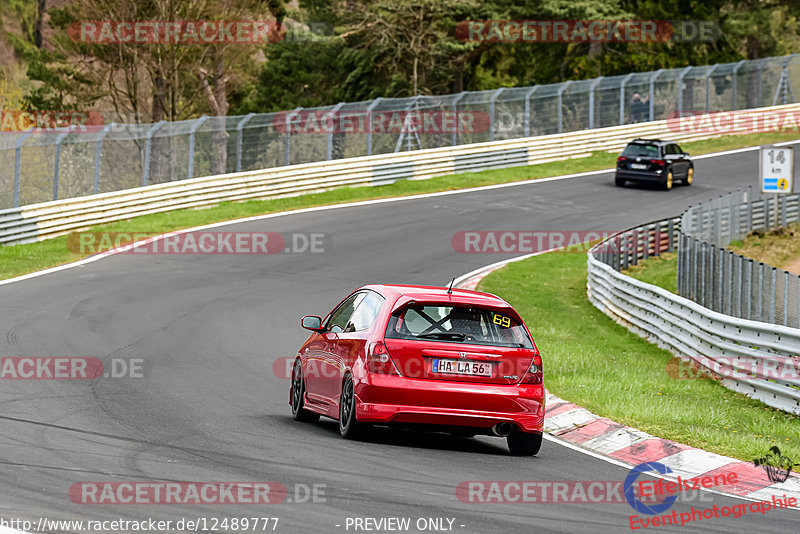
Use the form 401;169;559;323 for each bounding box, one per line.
679;187;800;328
588;219;800;415
3;54;796;209
3;103;800;246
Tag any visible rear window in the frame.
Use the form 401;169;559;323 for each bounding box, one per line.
622;143;660;158
385;305;534;349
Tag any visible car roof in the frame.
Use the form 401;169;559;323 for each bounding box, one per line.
628;138;676;146
362;283;511;307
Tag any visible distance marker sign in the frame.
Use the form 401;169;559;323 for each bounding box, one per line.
760;146;794;193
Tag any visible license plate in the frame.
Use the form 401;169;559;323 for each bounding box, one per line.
432;358;492;377
630;163;648;169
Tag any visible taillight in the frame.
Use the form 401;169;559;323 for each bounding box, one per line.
650;159;665;166
617;156;627;162
367;342;399;375
521;354;542;384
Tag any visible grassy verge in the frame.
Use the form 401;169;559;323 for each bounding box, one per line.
728;222;800;272
1;131;799;281
479;250;800;462
623;252;678;293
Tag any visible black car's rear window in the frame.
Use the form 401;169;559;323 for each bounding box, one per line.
622;144;660;158
385;305;534;348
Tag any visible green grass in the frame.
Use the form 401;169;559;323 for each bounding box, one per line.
1;131;799;281
479;250;800;462
623;252;678;293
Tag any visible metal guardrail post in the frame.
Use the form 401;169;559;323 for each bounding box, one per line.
784;271;790;326
52;127;72;201
365;97;382;155
326;103;345;160
187;116;209;179
489;88;505;142
705;64;720;112
13;129;34;208
284;107;302;166
771;268;777;323
235;113;255;172
93;123;114;195
557;81;572;133
648;69;663;121
619;73;634;125
732;60;746;110
523;86;539;137
451;92;467;146
142;120;165;186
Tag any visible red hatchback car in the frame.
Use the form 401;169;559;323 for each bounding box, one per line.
289;284;545;455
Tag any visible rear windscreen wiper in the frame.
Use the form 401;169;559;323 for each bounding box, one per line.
416;332;466;341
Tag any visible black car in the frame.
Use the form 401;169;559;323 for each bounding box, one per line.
615;139;693;190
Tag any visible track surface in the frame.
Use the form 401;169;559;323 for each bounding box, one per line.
1;148;799;533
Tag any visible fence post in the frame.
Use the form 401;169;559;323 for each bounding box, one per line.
756;262;763;321
736;255;743;318
489;88;505;142
700;242;707;307
784;271;790;326
588;77;603;129
13;129;34;208
557;81;572;133
705;64;719;112
677;67;692;118
732;60;746;110
142;120;165;186
451;92;467;146
523;86;539;138
745;259;753;320
326;103;345;160
187;116;208;179
93;123;114;195
770;268;777;323
284;107;302;166
365;97;382;155
619;73;635;125
649;69;664;121
52;127;72;201
235;113;255;172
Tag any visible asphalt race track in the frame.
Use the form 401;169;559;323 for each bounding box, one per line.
1;146;799;533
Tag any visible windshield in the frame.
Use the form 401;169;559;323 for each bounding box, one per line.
622;143;660;158
385;305;534;348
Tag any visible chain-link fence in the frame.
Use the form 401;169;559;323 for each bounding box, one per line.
1;54;798;209
679;186;800;328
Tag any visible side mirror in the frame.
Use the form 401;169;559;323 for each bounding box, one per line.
684;152;690;157
301;315;323;332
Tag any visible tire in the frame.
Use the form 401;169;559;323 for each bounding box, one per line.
507;430;543;456
339;375;365;439
683;167;693;186
614;177;626;187
663;169;674;191
291;359;320;423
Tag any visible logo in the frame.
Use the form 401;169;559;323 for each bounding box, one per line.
624;462;677;515
753;446;799;483
459;352;467;359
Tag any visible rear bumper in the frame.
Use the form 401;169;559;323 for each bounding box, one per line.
615;169;664;183
354;373;545;432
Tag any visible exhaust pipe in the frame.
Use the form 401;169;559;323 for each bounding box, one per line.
492;422;515;437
